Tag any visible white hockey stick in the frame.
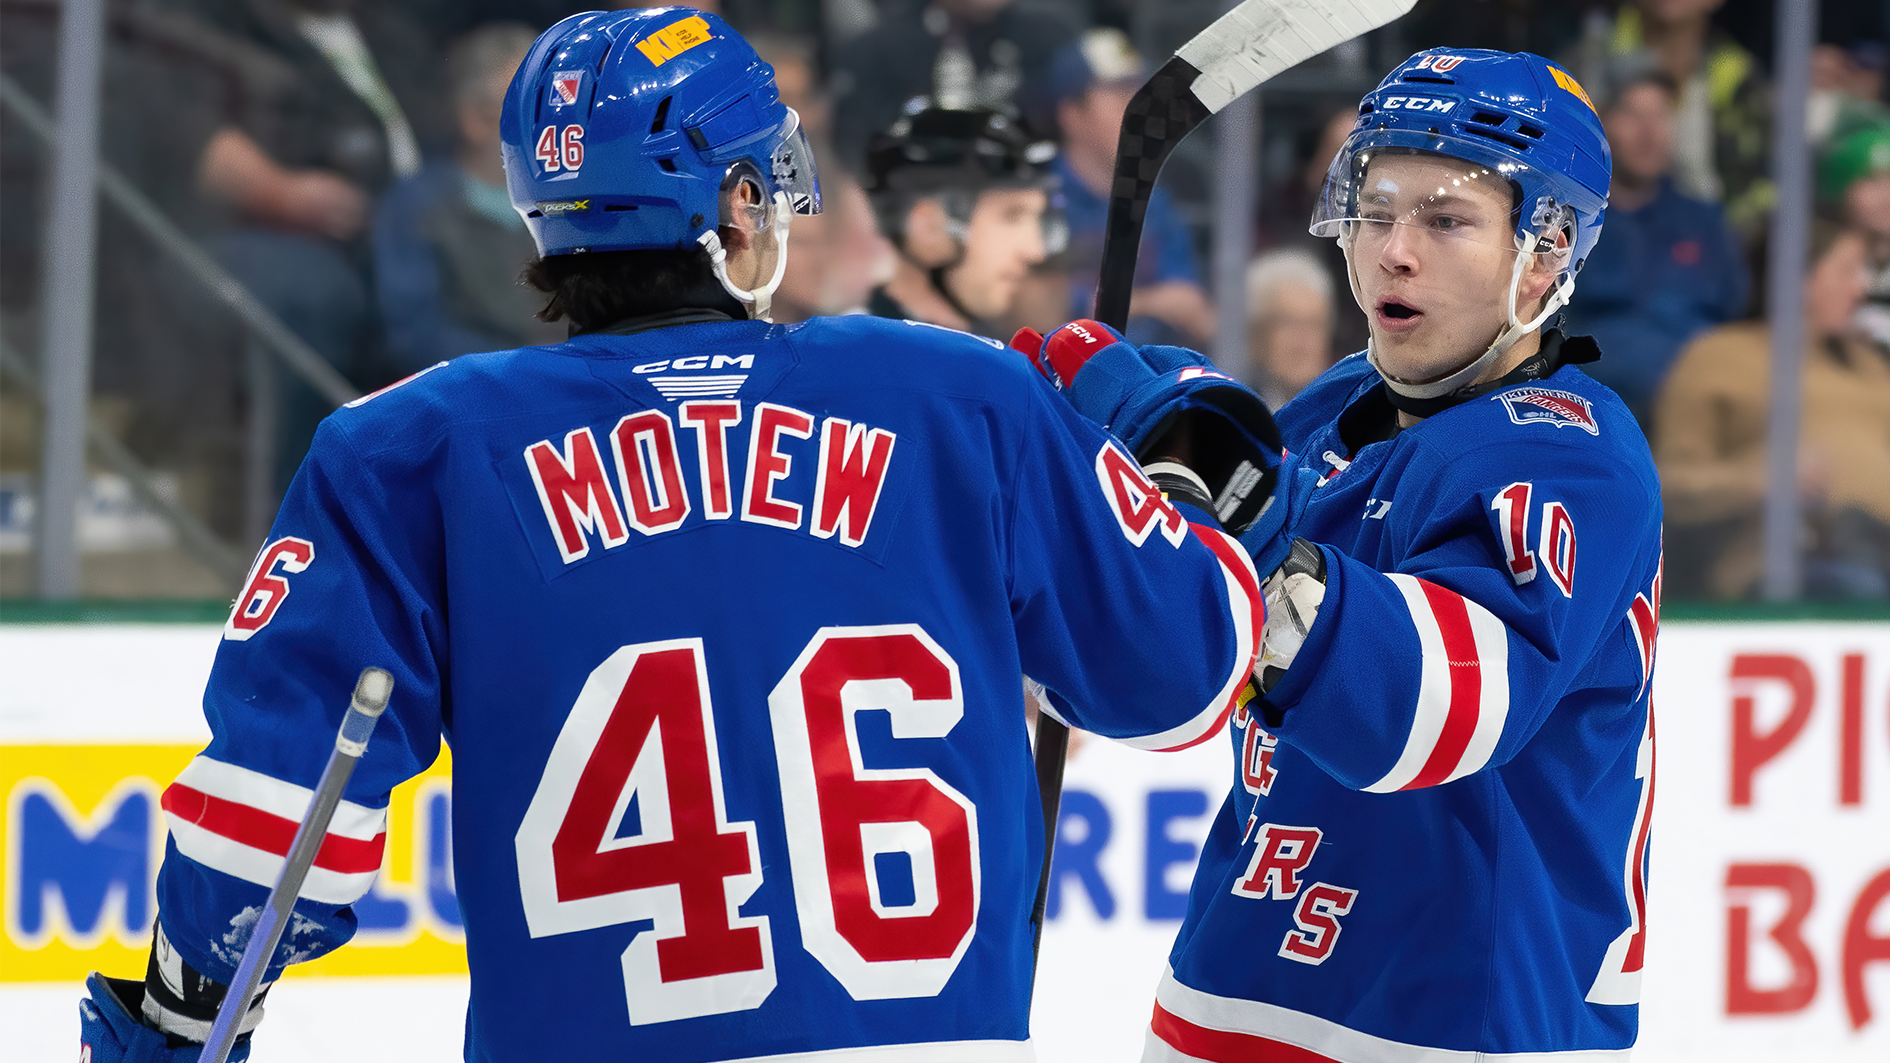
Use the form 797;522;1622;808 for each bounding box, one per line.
200;668;396;1063
1032;0;1417;973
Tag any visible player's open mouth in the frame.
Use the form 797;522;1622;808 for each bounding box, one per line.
1375;299;1423;332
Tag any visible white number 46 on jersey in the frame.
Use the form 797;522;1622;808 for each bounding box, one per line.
515;625;977;1025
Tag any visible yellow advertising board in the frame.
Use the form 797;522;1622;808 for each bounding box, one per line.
1;743;465;981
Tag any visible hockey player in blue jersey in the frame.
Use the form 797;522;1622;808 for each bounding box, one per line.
1140;48;1661;1063
76;8;1284;1062
1016;47;1660;1063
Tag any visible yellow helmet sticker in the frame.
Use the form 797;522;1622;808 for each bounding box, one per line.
635;15;716;67
1548;66;1596;114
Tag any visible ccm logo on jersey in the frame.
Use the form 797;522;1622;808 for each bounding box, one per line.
225;537;314;641
1494;386;1599;435
633;355;756;374
1378;96;1457;114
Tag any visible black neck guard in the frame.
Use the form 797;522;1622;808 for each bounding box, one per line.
583;306;741;338
1337;329;1601;453
1380;328;1600;419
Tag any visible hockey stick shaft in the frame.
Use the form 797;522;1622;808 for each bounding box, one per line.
200;668;395;1063
1030;0;1417;976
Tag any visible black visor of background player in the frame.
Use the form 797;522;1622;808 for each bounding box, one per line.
1309;137;1576;272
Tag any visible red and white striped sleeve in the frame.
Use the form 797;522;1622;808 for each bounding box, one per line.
1262;543;1609;793
161;756;388;905
1359;575;1511;792
1103;523;1264;753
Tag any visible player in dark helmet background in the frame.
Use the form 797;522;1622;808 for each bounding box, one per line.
863;106;1065;337
78;9;1283;1061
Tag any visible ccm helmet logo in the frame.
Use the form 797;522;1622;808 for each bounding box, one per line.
1380;96;1457;114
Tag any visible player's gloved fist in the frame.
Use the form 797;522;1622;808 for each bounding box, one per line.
1008;318;1129;393
1013;320;1284;531
79;971;252;1062
1013;319;1203;448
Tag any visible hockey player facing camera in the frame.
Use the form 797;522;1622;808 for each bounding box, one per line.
1132;48;1665;1063
1007;41;1665;1063
77;8;1283;1062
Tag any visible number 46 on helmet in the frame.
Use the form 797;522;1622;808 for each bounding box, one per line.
501;8;823;312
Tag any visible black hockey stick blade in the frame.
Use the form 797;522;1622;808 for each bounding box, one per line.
1093;0;1416;326
1033;0;1416;979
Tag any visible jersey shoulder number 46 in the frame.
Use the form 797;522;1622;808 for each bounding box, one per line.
1096;442;1186;548
224;537;314;641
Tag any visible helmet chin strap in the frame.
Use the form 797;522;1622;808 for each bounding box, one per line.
699;191;794;322
1359;232;1577;401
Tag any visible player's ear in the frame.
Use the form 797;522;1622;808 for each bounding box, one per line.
903;197;955;264
1519;226;1571;308
718;171;769;252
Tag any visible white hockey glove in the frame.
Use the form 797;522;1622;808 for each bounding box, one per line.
1256;537;1328;695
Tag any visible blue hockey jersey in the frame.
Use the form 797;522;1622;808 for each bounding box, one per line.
1148;350;1662;1063
154;314;1264;1061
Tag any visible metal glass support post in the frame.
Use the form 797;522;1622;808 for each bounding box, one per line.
1760;0;1817;601
33;0;107;600
244;339;281;550
1211;89;1258;376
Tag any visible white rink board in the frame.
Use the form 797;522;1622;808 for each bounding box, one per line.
5;621;1890;1061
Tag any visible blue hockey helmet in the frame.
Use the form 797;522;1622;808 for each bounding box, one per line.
501;8;822;261
1309;48;1613;397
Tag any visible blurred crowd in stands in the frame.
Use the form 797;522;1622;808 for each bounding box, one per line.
2;0;1890;602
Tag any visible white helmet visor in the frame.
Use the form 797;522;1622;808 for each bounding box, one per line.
1311;140;1573;272
772;107;823;216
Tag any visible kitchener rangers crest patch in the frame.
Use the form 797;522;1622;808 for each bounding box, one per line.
550;71;583;106
1495;387;1599;434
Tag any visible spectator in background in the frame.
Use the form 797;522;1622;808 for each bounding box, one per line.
181;0;445;496
1563;59;1746;432
1820;121;1890;349
1576;0;1771;236
1811;43;1889;149
1;0;247;537
372;23;560;374
1655;220;1890;600
1051;28;1212;345
1241;248;1335;407
828;0;1079;168
1256;105;1368;357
